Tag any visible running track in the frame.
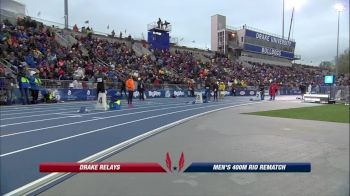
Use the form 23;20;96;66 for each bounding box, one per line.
0;97;254;195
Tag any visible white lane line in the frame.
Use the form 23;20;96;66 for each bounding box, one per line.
0;98;184;112
0;99;184;117
0;105;93;116
2;101;254;196
0;100;152;115
0;101;168;120
92;117;104;119
0;101;96;110
0;102;256;158
0;101;190;127
1;112;80;120
0;101;238;137
54;113;82;118
0;101;96;111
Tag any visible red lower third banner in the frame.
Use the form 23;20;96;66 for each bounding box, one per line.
40;162;167;173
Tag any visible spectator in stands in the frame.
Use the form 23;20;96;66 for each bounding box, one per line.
73;24;79;32
5;73;16;105
157;18;162;28
25;52;36;68
111;30;115;37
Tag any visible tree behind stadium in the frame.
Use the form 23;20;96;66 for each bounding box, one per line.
337;49;349;74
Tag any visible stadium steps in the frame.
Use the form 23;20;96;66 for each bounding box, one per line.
132;42;155;60
238;60;254;68
132;43;143;57
54;31;70;48
96;58;126;80
0;58;18;75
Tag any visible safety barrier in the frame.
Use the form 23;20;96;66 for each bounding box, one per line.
1;77;348;105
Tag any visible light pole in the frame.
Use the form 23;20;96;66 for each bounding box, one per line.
282;0;285;39
64;0;68;29
334;3;345;75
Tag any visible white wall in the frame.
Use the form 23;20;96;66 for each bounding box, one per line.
0;0;25;17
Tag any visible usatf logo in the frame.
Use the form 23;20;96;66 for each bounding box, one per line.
165;152;185;173
148;91;161;97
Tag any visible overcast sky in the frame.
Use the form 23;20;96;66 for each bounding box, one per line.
16;0;349;65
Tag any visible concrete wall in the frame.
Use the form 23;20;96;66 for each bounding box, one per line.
0;0;25;17
211;15;226;51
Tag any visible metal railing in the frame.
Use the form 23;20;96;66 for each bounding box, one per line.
0;58;18;75
11;78;187;91
147;22;172;32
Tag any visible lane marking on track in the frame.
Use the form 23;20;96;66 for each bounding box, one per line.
2;101;259;196
0;105;93;116
53;114;82;118
92;117;104;119
0;100;171;115
0;101;191;127
0;101;240;137
0;102;255;157
0;101;177;120
0;101;96;110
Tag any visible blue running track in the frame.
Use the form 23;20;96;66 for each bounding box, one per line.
0;97;252;195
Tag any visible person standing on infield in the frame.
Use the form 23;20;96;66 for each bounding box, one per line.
120;79;127;98
137;77;145;101
126;75;135;105
95;70;106;98
213;81;219;101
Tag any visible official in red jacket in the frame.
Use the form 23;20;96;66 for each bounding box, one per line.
269;82;279;101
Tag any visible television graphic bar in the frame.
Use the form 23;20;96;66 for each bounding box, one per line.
184;162;311;173
40;162;167;173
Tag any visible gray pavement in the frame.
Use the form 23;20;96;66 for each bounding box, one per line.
39;100;349;196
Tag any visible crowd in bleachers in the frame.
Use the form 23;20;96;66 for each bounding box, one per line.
1;17;349;91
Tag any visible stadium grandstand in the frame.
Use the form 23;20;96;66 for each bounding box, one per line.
0;1;349;196
0;0;349;105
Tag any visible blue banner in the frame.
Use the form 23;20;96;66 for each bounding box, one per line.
1;86;333;104
245;29;296;48
184;162;311;173
244;43;294;60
